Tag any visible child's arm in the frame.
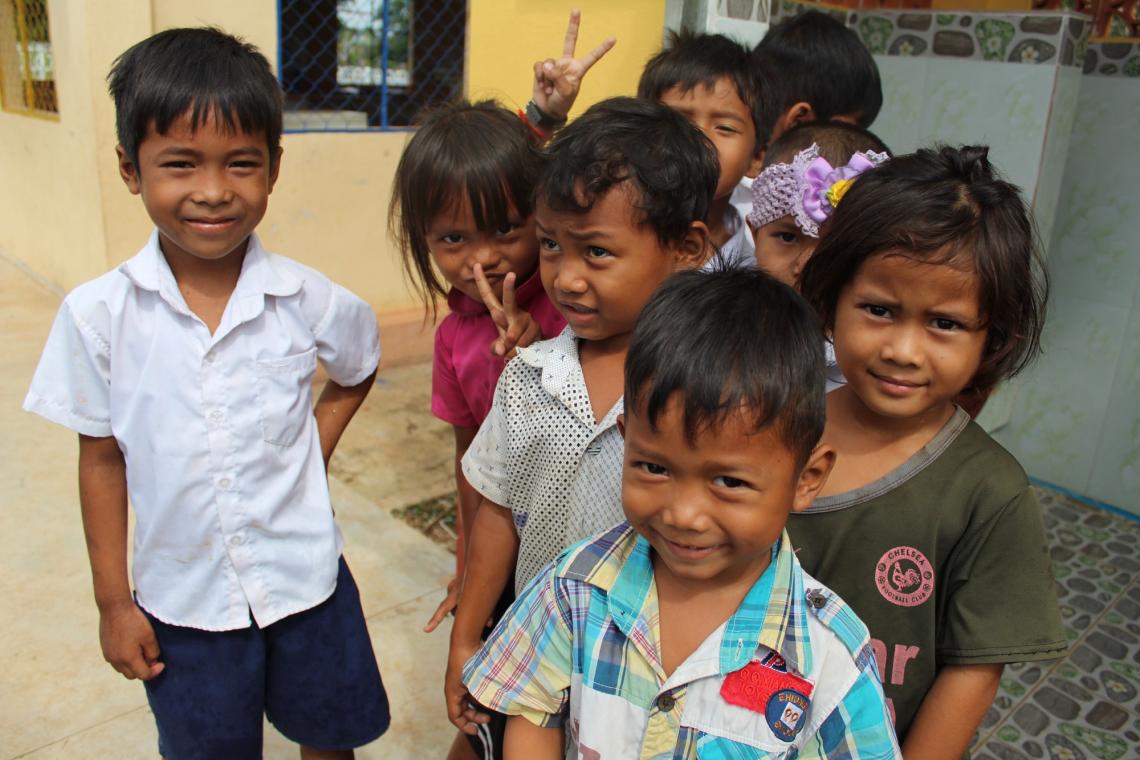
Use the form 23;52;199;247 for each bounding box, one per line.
504;716;563;760
902;663;1002;759
313;370;376;468
78;434;164;681
529;9;616;127
445;497;519;734
474;265;544;359
424;424;480;633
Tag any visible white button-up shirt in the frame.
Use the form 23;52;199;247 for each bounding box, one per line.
462;326;625;594
24;231;380;631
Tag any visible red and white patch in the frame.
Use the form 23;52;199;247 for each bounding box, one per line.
720;656;814;714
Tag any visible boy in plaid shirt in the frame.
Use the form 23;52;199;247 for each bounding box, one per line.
463;270;899;759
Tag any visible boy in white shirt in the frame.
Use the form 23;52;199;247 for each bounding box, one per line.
24;28;387;759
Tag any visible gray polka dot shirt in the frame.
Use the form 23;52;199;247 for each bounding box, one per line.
461;326;625;594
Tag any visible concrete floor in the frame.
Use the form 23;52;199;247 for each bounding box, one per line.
0;255;462;759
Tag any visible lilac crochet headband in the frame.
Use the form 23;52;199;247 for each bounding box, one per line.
747;143;890;237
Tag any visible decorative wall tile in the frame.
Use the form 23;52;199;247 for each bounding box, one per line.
1084;40;1140;75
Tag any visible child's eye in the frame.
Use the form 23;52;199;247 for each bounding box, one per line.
230;160;261;169
715;124;740;135
713;475;748;489
635;461;668;476
932;317;962;331
585;246;611;259
863;304;891;318
775;231;798;244
495;222;520;236
539;237;560;252
160;161;193;169
438;233;464;245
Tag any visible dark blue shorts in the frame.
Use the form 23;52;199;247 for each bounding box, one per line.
141;557;389;759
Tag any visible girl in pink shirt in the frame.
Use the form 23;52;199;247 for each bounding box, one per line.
389;100;565;606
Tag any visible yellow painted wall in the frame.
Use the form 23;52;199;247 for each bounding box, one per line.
467;0;667;116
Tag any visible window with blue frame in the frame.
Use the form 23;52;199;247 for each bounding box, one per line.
279;0;466;131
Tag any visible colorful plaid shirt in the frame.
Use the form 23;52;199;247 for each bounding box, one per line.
464;523;901;759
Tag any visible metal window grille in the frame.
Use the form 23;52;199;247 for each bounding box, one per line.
0;0;58;117
279;0;466;132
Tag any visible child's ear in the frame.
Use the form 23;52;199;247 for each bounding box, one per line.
791;443;835;513
116;145;141;195
616;413;625;439
747;149;765;179
672;221;710;271
269;147;284;192
772;102;816;142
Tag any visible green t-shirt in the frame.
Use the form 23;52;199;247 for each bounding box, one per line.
787;407;1066;742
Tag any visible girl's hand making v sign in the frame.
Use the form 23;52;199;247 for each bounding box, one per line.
474;263;542;359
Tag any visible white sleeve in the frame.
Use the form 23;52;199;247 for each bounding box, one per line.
23;299;114;437
310;280;381;386
460;364;516;507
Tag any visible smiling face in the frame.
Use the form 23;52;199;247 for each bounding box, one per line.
659;77;760;202
752;215;818;288
118;109;279;267
621;394;832;594
832;252;989;428
536;185;703;352
425;193;538;303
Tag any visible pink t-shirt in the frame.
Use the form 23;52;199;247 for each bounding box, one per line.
431;271;565;429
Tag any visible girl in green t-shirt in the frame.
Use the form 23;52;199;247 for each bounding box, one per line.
789;145;1065;758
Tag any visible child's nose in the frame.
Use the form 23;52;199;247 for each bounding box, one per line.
554;256;587;294
194;169;232;206
661;484;711;532
881;324;923;367
470;241;500;270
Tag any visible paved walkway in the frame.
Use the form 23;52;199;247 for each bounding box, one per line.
0;255;460;759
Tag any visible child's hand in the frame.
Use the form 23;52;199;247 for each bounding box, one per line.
445;639;491;735
531;9;617;122
424;575;461;633
474;264;543;359
99;600;165;680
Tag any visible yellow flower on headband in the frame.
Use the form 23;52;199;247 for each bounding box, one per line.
826;178;855;208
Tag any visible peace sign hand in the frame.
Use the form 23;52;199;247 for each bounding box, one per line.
474;264;543;359
532;8;617;123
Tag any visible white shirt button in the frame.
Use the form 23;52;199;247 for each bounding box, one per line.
204;351;217;364
208;409;225;423
218;477;232;490
229;535;242;546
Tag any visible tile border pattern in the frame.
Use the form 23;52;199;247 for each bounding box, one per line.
772;1;1138;76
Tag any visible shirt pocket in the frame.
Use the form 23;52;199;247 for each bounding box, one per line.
254;347;317;446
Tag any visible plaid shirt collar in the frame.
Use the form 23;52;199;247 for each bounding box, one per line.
560;524;813;679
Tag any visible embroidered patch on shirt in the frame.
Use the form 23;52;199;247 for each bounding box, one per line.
720;656;815;715
765;688;811;742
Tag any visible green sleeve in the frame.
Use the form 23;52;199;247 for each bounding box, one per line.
939;486;1067;664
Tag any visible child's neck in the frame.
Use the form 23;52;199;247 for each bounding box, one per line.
160;236;249;336
707;194;733;250
578;334;628;424
819;387;957;497
653;551;768;678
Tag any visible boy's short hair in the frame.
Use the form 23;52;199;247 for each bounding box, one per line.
626;268;826;468
538;97;719;247
755;10;883;128
108;27;283;167
637;30;772;155
764;120;890;169
799;145;1048;394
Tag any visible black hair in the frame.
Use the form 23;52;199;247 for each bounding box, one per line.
107;27;283;168
388;99;542;314
755;10;883;128
763;120;890;169
637;30;773;156
537;97;719;247
626;268;826;469
799;145;1048;394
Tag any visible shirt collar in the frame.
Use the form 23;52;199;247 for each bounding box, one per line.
446;267;547;317
564;525;813;678
119;230;302;301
